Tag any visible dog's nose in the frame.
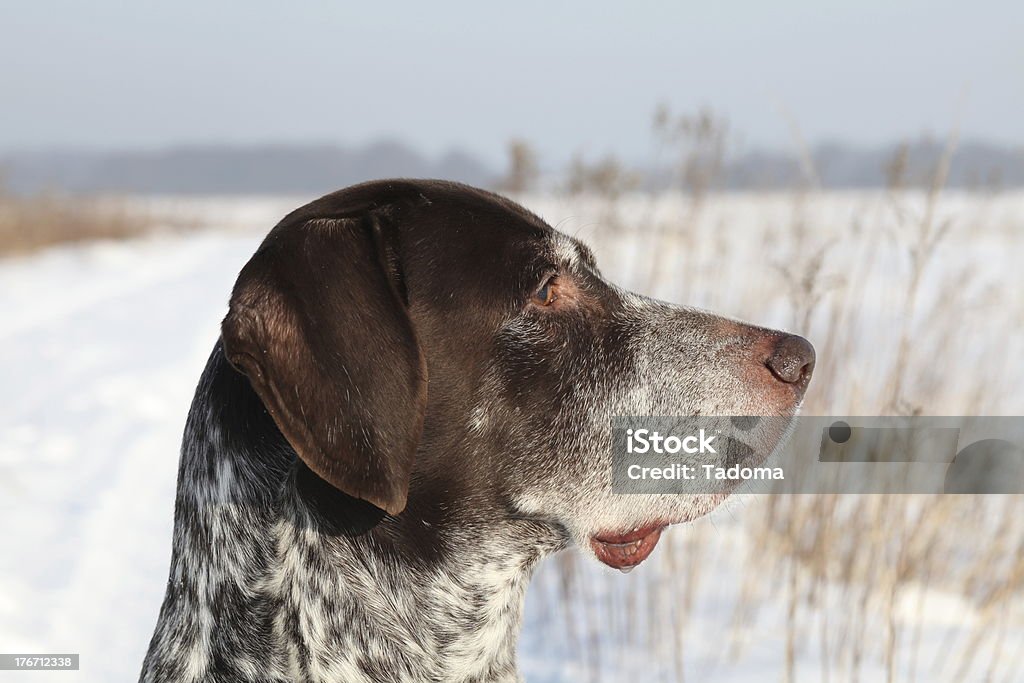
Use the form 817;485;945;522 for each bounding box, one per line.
765;334;815;386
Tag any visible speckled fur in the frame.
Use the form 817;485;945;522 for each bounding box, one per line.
142;343;567;683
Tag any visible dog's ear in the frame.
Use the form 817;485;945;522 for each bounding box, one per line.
221;214;426;515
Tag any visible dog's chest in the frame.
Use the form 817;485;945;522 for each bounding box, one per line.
259;521;532;682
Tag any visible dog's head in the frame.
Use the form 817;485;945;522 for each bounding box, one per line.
222;180;814;569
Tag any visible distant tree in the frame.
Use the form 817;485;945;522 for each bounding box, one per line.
652;103;730;199
499;139;539;194
564;153;640;201
885;142;910;191
648;104;732;286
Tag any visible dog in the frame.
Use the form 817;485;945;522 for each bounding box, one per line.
140;179;814;682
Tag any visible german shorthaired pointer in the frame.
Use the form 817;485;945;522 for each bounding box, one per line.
140;179;814;682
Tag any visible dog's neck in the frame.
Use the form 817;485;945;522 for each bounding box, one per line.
141;344;562;682
275;487;555;681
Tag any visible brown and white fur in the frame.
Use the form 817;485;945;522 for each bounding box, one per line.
140;179;814;682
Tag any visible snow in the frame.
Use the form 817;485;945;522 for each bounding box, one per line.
1;192;1022;682
1;231;264;682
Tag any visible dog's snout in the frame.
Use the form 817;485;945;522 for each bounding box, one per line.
765;334;815;386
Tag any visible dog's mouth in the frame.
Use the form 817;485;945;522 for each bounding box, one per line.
590;524;667;572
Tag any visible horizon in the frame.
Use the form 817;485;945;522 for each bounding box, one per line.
5;132;1020;165
5;134;1021;195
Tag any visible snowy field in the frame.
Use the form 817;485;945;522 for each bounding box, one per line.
1;191;1022;682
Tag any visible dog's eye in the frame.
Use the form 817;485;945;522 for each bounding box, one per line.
531;277;558;307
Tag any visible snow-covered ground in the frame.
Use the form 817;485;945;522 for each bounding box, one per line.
0;230;265;683
1;192;1022;682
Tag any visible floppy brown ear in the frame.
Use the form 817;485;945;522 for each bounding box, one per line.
221;214;426;515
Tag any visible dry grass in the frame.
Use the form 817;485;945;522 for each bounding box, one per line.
0;185;195;257
510;118;1024;681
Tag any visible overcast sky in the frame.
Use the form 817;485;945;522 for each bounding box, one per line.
2;1;1021;166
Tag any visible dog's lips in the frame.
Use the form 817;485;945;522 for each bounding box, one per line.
589;524;667;571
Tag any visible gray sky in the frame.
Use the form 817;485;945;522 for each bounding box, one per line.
2;1;1021;166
